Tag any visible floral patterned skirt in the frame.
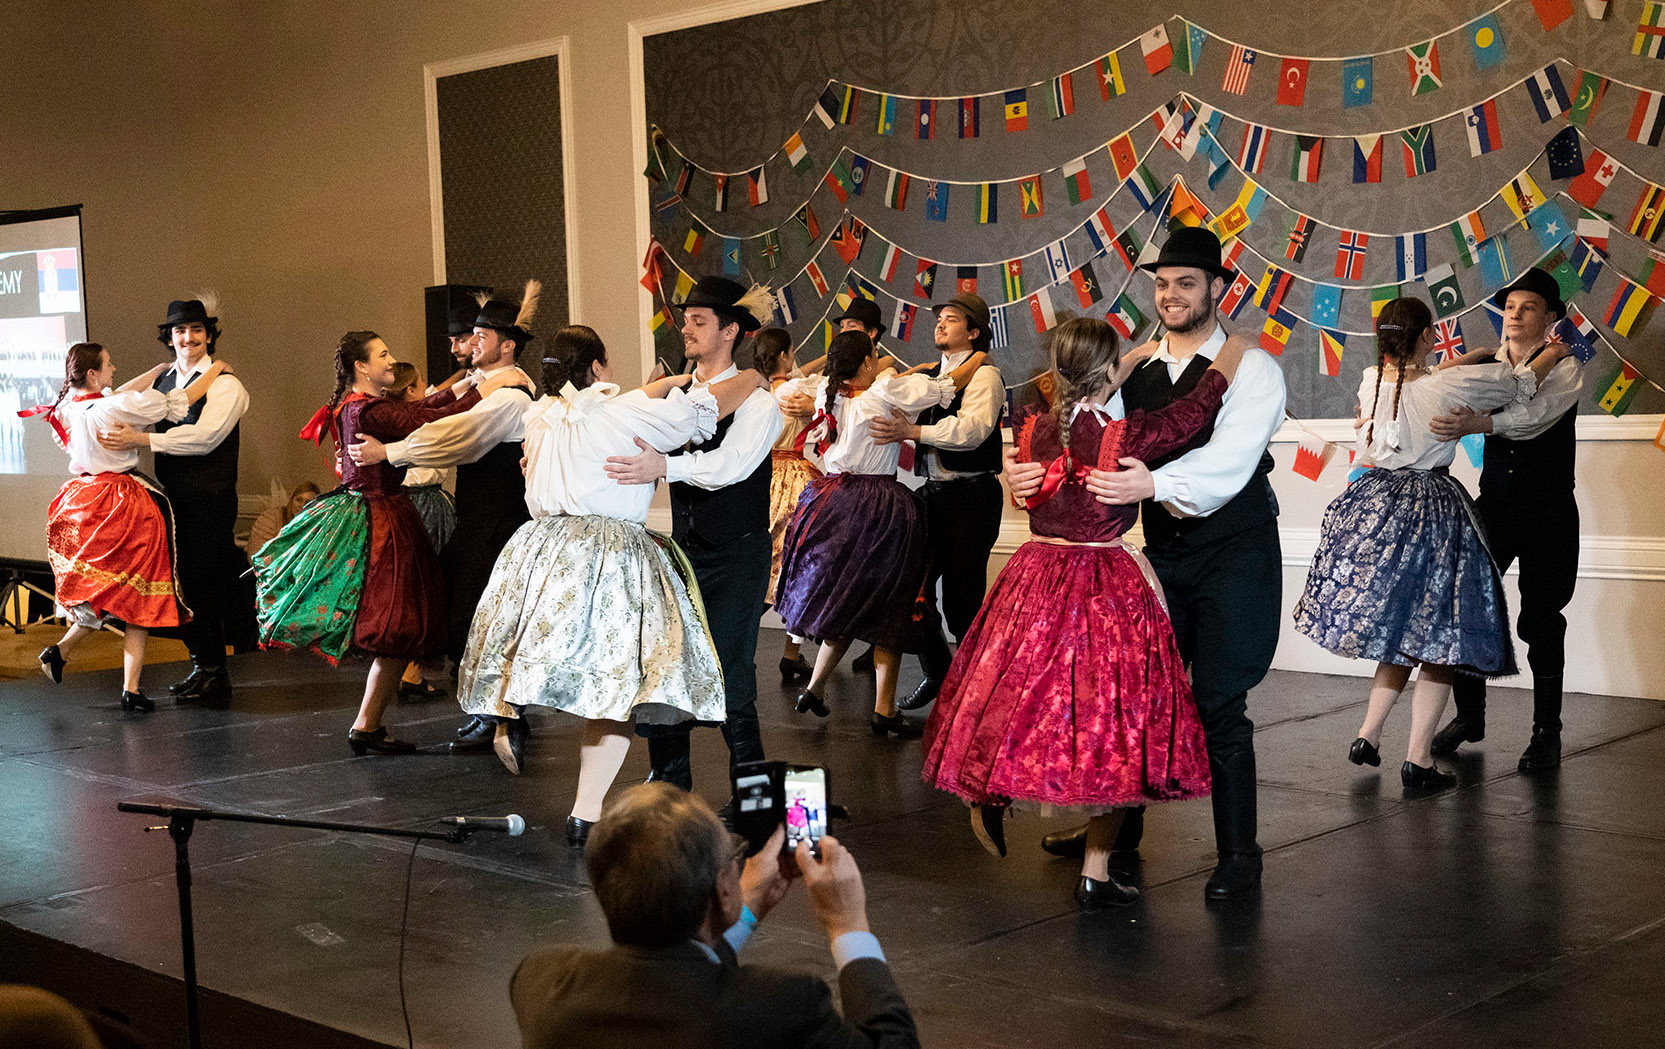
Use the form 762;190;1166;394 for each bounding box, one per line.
456;514;726;726
1293;467;1516;676
921;540;1211;809
47;472;186;630
406;483;456;552
766;451;820;606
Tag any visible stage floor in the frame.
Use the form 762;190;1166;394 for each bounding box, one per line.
2;634;1664;1048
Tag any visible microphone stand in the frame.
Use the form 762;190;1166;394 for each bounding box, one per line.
117;801;481;1049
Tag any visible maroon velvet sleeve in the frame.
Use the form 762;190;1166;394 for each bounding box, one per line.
1125;369;1228;463
358;387;482;440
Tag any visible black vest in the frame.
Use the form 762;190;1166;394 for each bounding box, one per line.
915;363;1003;476
1120;354;1278;549
1471;346;1578;502
452;387;533;538
669;408;772;547
152;364;240;494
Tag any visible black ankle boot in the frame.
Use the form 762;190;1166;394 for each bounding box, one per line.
1204;750;1262;900
645;734;694;790
1518;726;1562;773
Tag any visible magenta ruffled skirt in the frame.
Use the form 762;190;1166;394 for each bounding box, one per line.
922;540;1211;809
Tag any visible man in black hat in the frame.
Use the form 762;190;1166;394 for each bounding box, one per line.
1006;228;1286;900
604;276;781;794
348;282;539;761
1427;267;1585;772
99;296;250;703
867;292;1004;712
429;297;486;393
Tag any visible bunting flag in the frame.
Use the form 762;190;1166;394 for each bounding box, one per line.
1479;235;1514;286
1630;183;1665;240
672;161;694;202
1210;178;1266;241
831;218;865;264
880;243;903;282
1004;89;1029;132
791;203;821;242
1141;23;1174;75
891;302;916;341
1169;180;1208;227
1028;288;1059;333
1085;208;1115;254
1631;89;1665;145
1406;41;1443;95
1223;45;1257;94
1290;134;1323;184
1277;57;1310;106
1062;159;1092;205
1044;240;1073;284
1465;100;1503;156
747;167;769;206
1175;19;1207;74
1097;53;1127;99
1432;317;1465;361
1642;250;1665;294
1286;214;1316;262
1219;268;1255;318
1533;0;1575;31
1003;258;1024;300
1261;307;1297;354
1578;208;1611;250
775;286;797;324
1113;224;1146;271
1371;284;1399;318
1596;360;1641;415
1292;436;1337;480
1127;165;1164;210
925;180;950;222
784;132;811;174
722;237;741;276
959;97;981;138
1107;133;1139;180
1106;294;1146;339
1637;1;1665;57
848;156;870;196
1048;73;1076;119
811;84;842;127
1468;13;1507;69
1401;125;1437;177
1239;124;1271;174
1604;279;1657;336
823;161;852;203
956;266;978;294
977;182;999;224
1396;233;1428;281
1525;66;1571;122
1335;230;1369;280
674;270;694;303
1503;173;1547;219
1570;148;1619;207
884;169;910;210
683;223;706;257
1452;211;1486;267
1353;135;1383;183
913;260;937;299
807;260;829;297
1343;56;1374;108
1019;175;1044;218
1585;0;1610;16
1427;263;1466;316
875;93;898;135
1319;329;1346;376
713;174;730;212
1547;126;1585;179
1311;283;1343;327
989;304;1010;348
916;98;936;139
1254;264;1294;313
1071;261;1104;307
1557;304;1599;360
1569;70;1609;126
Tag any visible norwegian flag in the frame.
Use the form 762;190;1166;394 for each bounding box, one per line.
1431;318;1465;362
1334;230;1369;281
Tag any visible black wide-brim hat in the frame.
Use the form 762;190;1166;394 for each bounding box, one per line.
681;275;763;334
474;298;535;345
1491;267;1565;320
1138;226;1235;281
449;299;482;337
836;297;883;332
158;299;217;336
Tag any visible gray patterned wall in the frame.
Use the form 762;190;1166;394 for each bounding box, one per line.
645;0;1664;418
438;55;568;358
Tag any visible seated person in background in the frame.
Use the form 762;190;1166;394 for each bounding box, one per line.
510;782;919;1049
245;481;320;553
0;985;106;1049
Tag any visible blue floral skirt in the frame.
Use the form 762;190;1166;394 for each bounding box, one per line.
1293;468;1516;676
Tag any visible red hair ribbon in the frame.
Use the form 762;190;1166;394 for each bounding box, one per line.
18;392;101;450
793;409;839;458
298;403;335;445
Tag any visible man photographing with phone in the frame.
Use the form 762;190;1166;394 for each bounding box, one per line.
510;782;920;1049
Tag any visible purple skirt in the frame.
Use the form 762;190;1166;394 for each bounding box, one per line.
776;473;930;652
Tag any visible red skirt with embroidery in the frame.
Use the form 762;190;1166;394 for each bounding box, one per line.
47;473;185;629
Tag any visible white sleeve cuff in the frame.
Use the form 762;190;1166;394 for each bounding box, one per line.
830;931;885;970
664;454;689;483
385;440;412;468
681;386;720;442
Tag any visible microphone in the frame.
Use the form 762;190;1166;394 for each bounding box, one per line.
439;814;526;836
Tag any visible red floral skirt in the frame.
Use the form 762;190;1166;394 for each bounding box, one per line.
921;540;1210;809
47;473;185;629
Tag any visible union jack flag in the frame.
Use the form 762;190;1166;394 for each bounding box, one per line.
1431;318;1464;363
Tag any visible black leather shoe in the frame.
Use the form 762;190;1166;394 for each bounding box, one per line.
1075;873;1139;909
1401;760;1456;792
851;646;875;673
398;680;447;699
494;716;529;775
1517;728;1561;773
348;726;417;755
1430;716;1484;757
1041;824;1088;858
39;645;66;684
869;711;923;738
455;715;482;739
779;655;812;684
794;689;829;717
898;676;942;712
120;690;154;713
1348;737;1381;767
565;815;594;846
175;666;231;704
168;663;211;695
449;717;495;753
970;803;1007;858
1205;849;1263;900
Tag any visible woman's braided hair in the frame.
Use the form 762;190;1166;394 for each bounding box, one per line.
1048;318;1122;455
1365;297;1433;445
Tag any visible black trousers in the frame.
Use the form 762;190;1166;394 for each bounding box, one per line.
1144;519;1282;764
917;474;1005;678
442;513;528;665
644;530;772;783
168;488;246;668
1452;490;1579;730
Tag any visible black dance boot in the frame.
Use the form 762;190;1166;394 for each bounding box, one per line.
1204;750;1262;901
168;662;212;696
1519;676;1564;772
1433;675;1488;756
645;733;694;791
175;665;231;704
722;715;767;773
